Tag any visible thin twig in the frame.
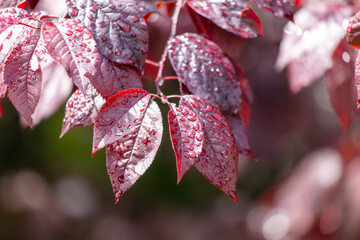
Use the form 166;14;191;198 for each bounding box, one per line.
155;0;183;101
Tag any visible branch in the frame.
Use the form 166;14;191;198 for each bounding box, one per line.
155;0;183;100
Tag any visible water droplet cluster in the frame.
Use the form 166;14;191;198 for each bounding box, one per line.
66;0;149;70
178;96;239;201
168;33;242;114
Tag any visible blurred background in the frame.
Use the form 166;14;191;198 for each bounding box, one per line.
1;0;360;239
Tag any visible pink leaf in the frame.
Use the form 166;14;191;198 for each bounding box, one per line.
66;0;149;70
251;0;295;20
41;19;96;95
3;34;42;127
325;39;358;128
168;102;204;183
42;18;142;98
275;2;352;93
0;1;25;9
186;0;262;38
92;88;151;154
30;58;73;127
182;95;239;202
61;86;105;138
0;8;29;33
84;61;142;100
168;33;243;114
106;100;162;202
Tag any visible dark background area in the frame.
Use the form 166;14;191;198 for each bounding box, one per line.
1;1;360;240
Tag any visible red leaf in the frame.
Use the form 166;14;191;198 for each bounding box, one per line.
226;115;254;158
182;95;239;202
186;5;246;60
0;8;29;34
186;0;262;38
275;2;352;93
251;0;295;20
3;34;42;127
325;39;358;128
41;19;97;95
66;0;149;70
84;62;142;100
106;100;162;202
61;86;105;138
168;33;243;114
0;0;24;9
31;58;73;127
42;19;142;98
17;0;28;9
168;102;204;183
92;88;151;154
346;10;360;48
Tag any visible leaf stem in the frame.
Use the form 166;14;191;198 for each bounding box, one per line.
154;0;183;101
163;76;179;81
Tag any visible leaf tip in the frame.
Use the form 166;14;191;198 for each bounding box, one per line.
228;190;238;203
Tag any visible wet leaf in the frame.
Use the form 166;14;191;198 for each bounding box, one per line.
168;102;204;183
251;0;295;20
61;86;105;138
0;7;29;34
106;100;162;202
187;5;246;60
66;0;149;70
181;95;239;202
41;19;95;94
0;0;25;9
186;0;263;38
168;33;242;114
92;88;151;154
84;60;142;100
3;34;42;127
42;18;142;98
275;2;352;93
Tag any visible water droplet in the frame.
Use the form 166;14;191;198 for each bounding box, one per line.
195;134;203;141
212;112;222;120
187;131;195;139
119;22;131;32
70;8;79;16
228;190;237;201
100;35;107;42
221;150;228;158
215;181;222;188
